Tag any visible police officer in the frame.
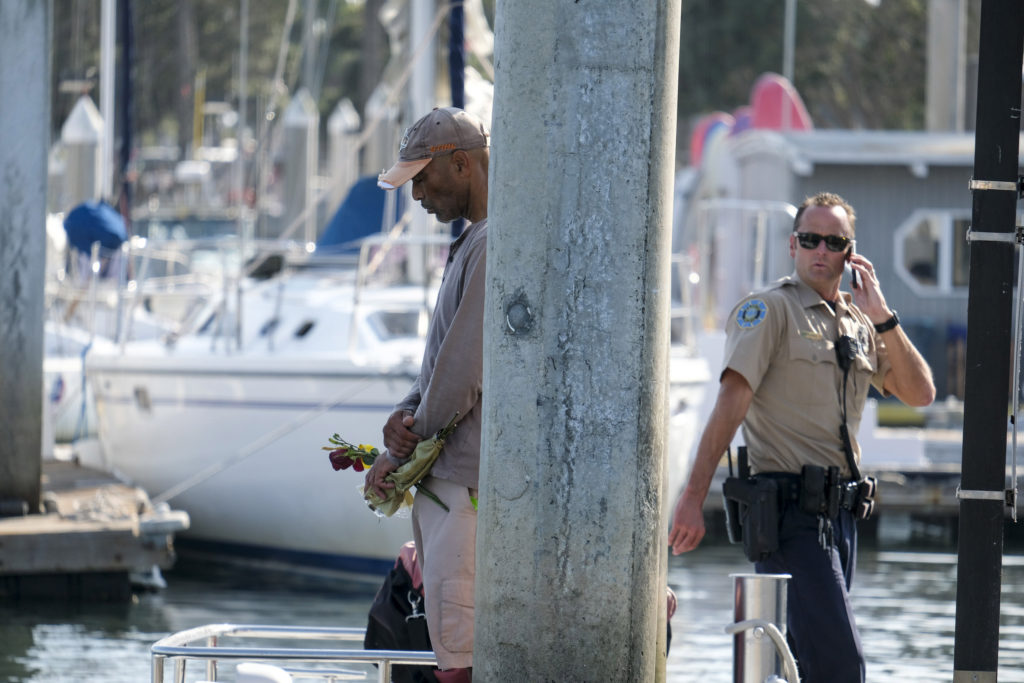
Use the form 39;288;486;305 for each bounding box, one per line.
669;192;935;682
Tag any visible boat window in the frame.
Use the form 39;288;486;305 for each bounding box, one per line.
894;209;972;295
366;310;423;340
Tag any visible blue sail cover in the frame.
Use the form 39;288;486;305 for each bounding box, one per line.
316;176;402;253
63;200;127;254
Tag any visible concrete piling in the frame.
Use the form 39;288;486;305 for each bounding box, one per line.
0;1;50;515
477;1;681;680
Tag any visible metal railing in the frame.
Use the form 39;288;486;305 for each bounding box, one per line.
728;573;799;683
151;623;437;683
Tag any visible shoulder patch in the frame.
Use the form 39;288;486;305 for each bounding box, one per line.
736;299;768;328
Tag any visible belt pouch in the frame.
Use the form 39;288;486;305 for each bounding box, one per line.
856;476;878;520
799;465;826;515
826;466;841;518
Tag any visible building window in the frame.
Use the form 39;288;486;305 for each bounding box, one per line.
894;210;972;295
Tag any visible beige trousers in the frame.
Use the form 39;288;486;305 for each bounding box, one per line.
412;476;477;670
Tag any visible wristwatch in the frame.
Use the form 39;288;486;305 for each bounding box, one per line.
874;310;900;334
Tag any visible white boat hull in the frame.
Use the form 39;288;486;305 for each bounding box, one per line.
90;353;421;574
89;348;708;575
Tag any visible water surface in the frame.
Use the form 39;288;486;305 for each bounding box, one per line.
1;544;1022;682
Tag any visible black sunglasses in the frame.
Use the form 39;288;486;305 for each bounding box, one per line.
795;232;854;253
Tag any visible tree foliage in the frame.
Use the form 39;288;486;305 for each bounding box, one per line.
53;0;969;167
678;0;961;131
53;0;381;157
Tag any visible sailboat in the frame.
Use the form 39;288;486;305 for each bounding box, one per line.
85;224;446;575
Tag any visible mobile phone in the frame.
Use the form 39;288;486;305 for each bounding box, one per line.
845;248;859;288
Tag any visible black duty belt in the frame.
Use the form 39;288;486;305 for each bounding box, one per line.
753;471;862;513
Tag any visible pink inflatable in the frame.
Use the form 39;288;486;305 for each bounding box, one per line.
749;72;813;131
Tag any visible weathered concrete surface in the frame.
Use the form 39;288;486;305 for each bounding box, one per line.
0;1;50;512
477;2;681;681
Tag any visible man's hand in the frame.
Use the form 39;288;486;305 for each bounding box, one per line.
847;253;892;324
364;453;400;500
383;410;421;459
668;490;707;555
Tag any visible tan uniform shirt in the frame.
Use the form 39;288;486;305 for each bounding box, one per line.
395;219;486;489
723;273;892;477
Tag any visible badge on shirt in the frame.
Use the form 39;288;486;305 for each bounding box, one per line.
857;326;870;354
736;299;768;328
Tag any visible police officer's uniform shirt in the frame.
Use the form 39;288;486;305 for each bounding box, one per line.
723;273;892;477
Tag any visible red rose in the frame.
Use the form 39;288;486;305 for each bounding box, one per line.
329;449;356;471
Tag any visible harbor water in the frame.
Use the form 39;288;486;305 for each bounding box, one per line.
1;543;1023;682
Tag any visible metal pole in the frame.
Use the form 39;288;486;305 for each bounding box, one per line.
953;0;1024;680
100;0;116;199
782;0;796;130
730;573;791;683
782;0;795;85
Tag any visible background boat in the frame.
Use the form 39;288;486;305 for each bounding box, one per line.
80;216;711;574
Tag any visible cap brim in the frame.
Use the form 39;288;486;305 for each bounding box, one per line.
377;158;431;190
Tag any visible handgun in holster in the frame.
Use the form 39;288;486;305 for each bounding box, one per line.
721;446;780;562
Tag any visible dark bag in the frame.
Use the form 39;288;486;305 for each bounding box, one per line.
364;544;439;683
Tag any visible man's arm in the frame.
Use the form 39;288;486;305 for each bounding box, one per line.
879;325;936;407
848;254;935;408
669;369;754;555
411;241;486;438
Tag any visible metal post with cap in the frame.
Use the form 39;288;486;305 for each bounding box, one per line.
953;1;1024;680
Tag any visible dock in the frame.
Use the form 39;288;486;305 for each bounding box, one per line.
0;458;189;600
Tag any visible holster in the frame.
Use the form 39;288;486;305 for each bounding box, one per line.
722;476;780;562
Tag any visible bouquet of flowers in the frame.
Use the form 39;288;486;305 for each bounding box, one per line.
324;437;379;472
324;436;416;513
323;413;459;517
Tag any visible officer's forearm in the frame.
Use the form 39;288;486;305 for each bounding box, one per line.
681;371;752;504
682;429;734;506
881;328;936;407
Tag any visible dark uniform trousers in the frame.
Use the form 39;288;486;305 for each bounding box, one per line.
755;499;866;683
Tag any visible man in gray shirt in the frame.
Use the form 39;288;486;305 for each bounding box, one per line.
366;107;489;683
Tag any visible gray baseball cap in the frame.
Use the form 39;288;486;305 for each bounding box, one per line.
377;107;489;190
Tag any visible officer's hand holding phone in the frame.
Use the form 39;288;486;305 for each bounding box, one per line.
845;247;859;289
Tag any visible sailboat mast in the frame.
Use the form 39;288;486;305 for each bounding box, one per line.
953;0;1024;679
99;0;115;201
448;0;464;110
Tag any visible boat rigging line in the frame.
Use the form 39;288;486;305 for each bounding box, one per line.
152;377;382;505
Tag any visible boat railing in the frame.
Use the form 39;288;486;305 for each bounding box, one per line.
670;251;700;352
347;230;451;352
58;223;451;354
688;197;798;331
151;623;437;683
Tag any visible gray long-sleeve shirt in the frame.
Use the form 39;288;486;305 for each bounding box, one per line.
396;219;486;489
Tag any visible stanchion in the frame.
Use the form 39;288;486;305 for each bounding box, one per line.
728;573;797;683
